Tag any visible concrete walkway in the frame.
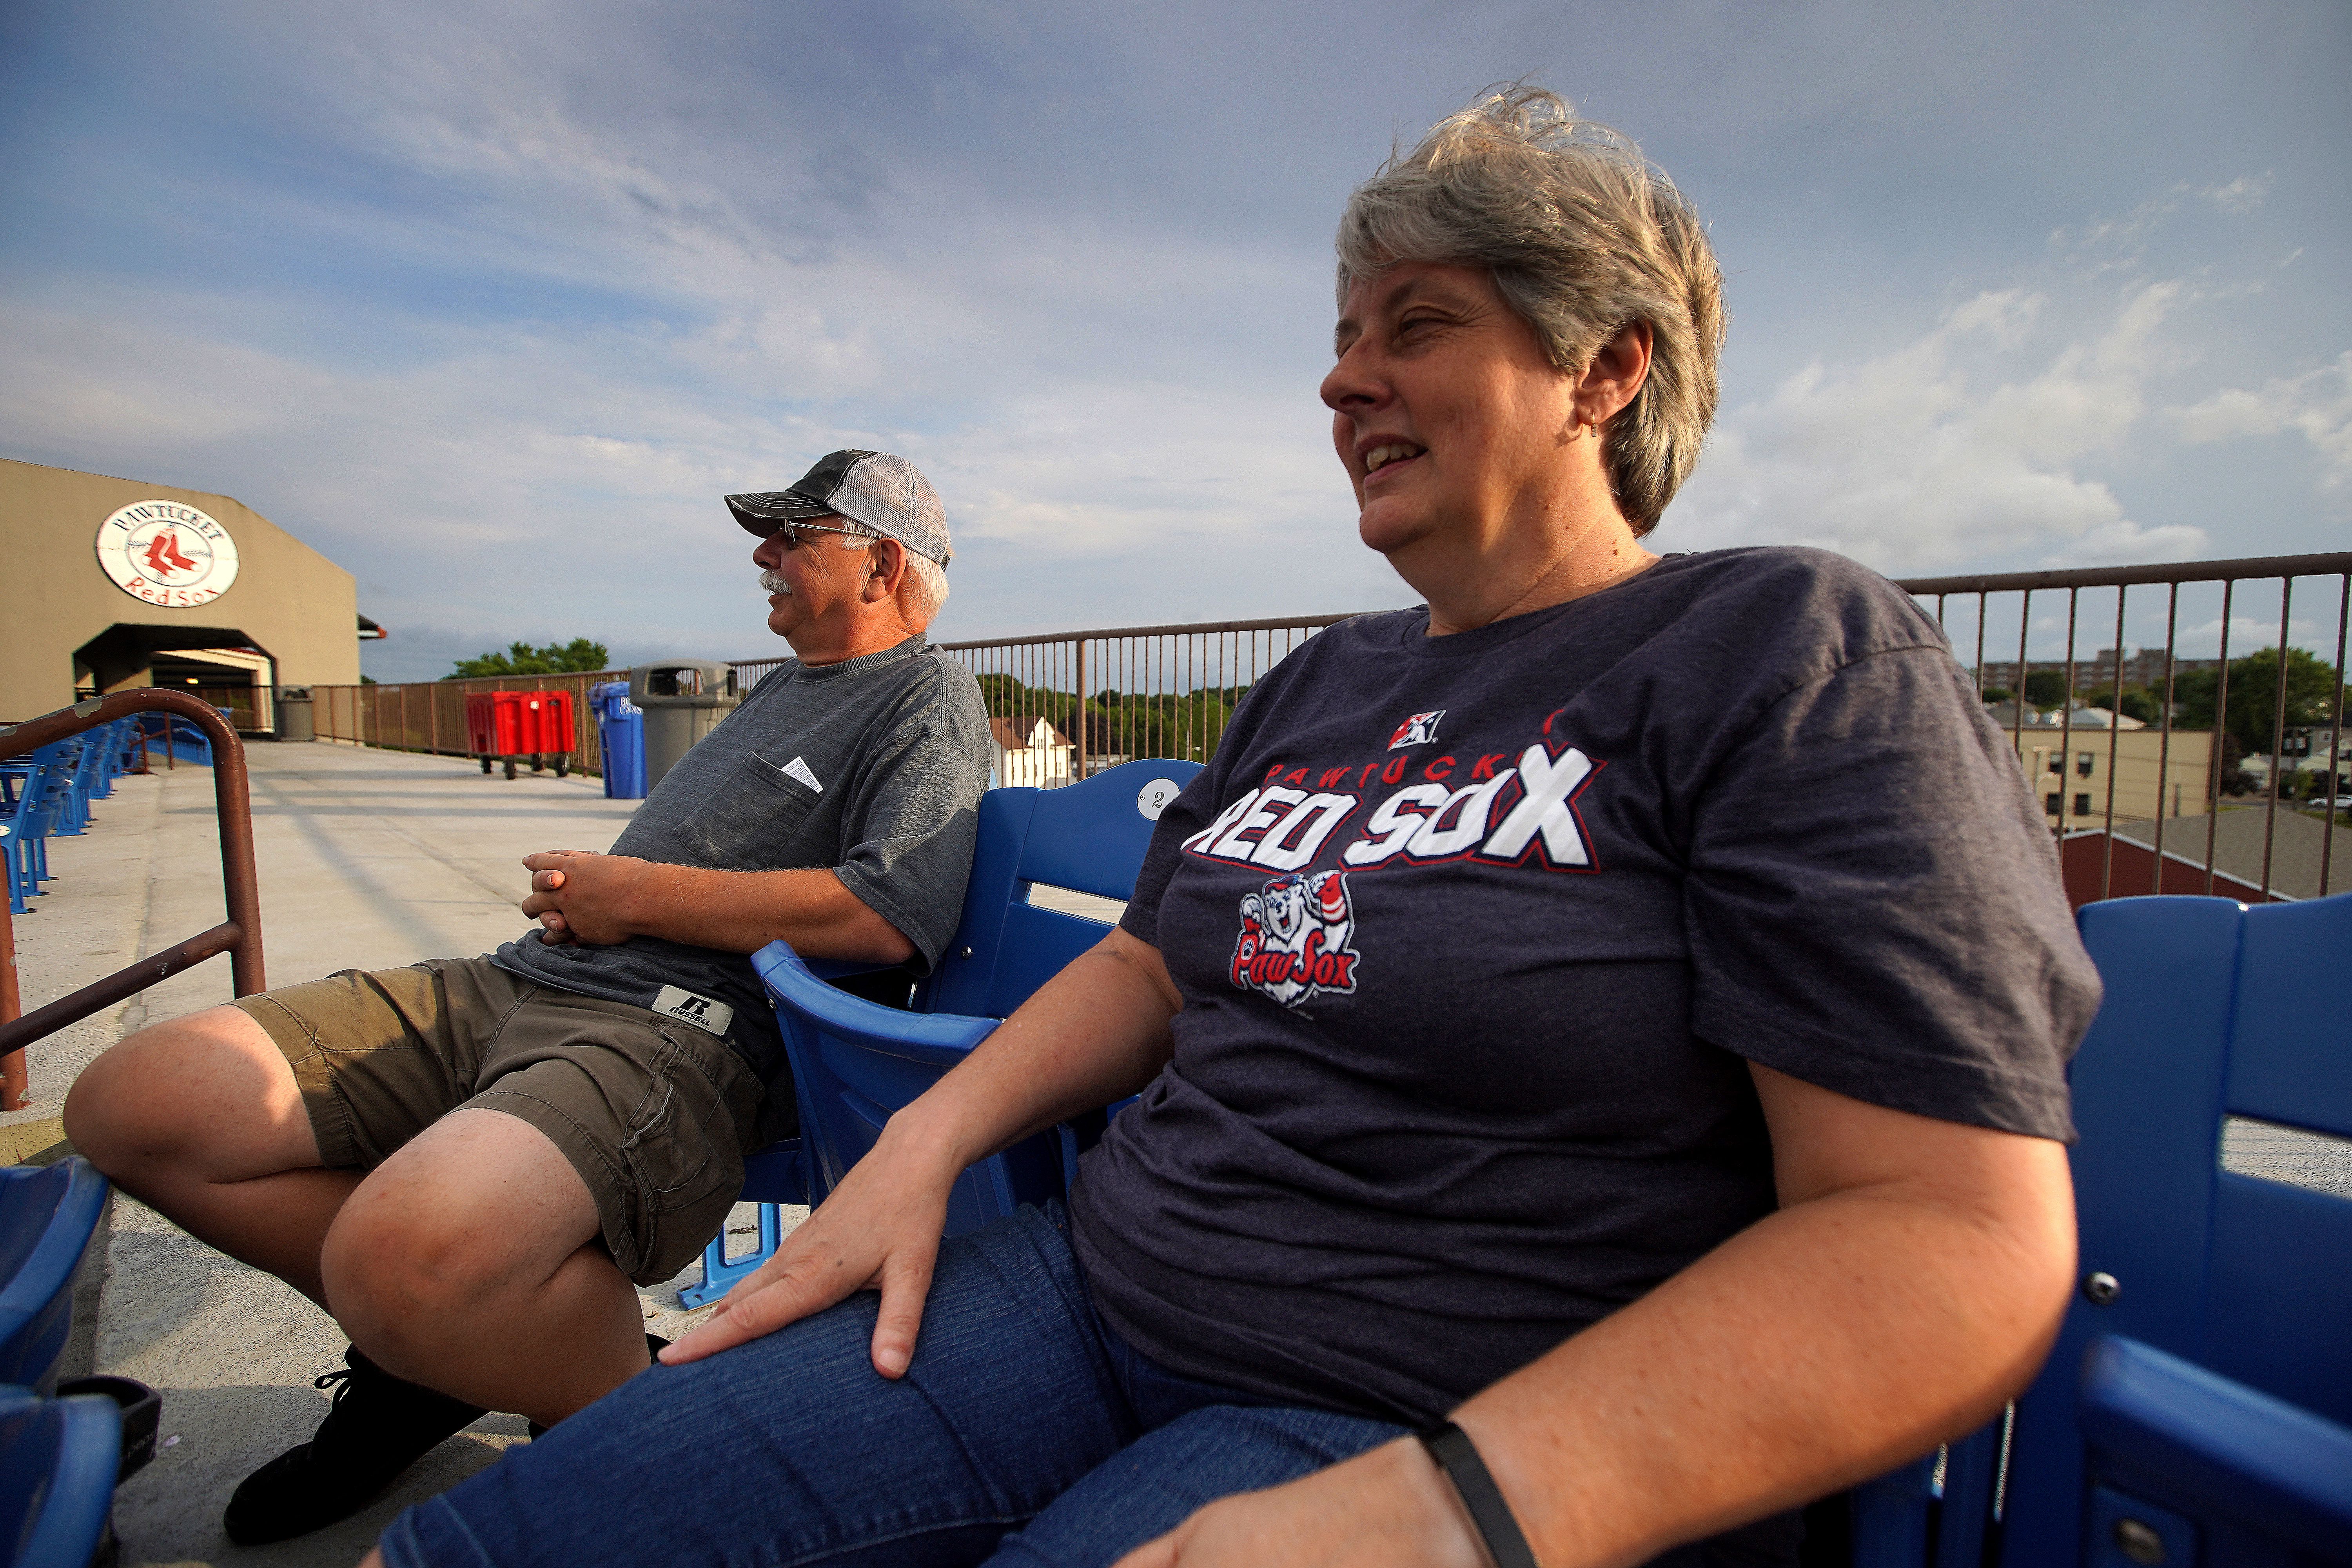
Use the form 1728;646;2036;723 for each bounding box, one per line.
7;740;802;1567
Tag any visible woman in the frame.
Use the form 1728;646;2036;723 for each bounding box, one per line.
367;87;2094;1568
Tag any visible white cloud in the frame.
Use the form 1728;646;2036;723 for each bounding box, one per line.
1668;281;2209;573
2174;351;2352;491
6;2;2340;675
2048;172;2276;274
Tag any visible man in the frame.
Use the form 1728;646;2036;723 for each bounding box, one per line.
64;450;991;1543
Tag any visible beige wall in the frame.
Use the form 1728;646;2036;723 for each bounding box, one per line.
1;459;359;721
2017;728;2216;826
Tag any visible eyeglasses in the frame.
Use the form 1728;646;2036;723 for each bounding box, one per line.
759;519;870;550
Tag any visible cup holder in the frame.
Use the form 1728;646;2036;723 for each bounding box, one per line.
57;1375;161;1481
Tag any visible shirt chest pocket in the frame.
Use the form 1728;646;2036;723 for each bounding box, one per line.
671;748;831;870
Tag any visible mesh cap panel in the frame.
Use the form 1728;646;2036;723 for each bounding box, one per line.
724;449;953;564
832;454;952;565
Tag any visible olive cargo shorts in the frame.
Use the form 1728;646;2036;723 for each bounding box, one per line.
231;956;764;1285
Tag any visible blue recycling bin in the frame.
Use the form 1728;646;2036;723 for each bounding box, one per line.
590;682;646;800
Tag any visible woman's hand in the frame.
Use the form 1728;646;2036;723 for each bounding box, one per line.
1114;1439;1487;1568
664;927;1182;1377
661;1113;964;1377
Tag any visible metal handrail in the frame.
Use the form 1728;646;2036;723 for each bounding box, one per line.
282;548;2352;907
0;691;267;1104
915;550;2351;904
1895;552;2352;595
935;611;1370;650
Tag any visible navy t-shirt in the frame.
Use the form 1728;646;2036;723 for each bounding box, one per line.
1071;546;2099;1433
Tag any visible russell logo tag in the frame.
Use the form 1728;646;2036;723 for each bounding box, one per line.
1387;710;1444;750
652;986;733;1037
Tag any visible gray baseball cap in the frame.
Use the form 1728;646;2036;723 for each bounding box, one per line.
726;450;953;566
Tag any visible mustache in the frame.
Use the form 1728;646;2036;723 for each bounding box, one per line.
759;569;791;595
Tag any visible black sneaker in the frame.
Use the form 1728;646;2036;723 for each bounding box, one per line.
222;1346;488;1546
526;1334;668;1440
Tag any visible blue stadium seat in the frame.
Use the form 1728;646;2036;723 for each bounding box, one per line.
1833;891;2352;1568
1835;1423;2005;1568
0;1386;121;1568
0;764;45;915
1994;891;2352;1568
0;1161;111;1398
28;742;85;840
131;713;212;768
681;759;1200;1308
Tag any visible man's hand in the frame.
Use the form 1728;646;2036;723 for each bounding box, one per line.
1114;1439;1487;1568
518;856;915;962
662;1110;963;1377
521;851;661;946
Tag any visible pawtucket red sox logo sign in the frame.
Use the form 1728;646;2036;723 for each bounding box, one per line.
1231;869;1361;1009
95;500;241;607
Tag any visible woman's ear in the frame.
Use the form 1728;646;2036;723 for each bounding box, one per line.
1575;320;1654;433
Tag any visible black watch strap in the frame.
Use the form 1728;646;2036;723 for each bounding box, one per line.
1418;1421;1541;1568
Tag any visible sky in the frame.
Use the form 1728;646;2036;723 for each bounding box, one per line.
2;0;2347;682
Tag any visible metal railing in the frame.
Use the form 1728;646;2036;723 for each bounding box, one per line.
1905;552;2350;905
309;670;627;771
928;553;2350;907
937;613;1363;782
0;690;267;1106
296;551;2349;907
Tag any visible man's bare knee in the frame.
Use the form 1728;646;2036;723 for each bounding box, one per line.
321;1198;512;1366
63;1005;319;1184
320;1112;604;1377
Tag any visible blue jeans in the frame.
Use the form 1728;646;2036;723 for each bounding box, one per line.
378;1203;1407;1567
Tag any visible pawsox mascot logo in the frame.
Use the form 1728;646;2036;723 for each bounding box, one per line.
1232;869;1361;1008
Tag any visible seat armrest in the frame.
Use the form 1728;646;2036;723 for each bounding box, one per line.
800;956;893;982
739;1140;810;1205
2079;1334;2352;1557
752;940;999;1069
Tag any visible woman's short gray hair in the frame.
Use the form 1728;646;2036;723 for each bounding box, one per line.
835;520;951;619
1336;85;1725;534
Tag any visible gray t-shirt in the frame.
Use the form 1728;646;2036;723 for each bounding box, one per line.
492;633;990;1089
1074;547;2100;1442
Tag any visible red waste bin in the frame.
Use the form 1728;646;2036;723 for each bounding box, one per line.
465;691;575;779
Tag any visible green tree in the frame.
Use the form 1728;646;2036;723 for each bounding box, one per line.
2021;670;2070;710
446;638;612;681
2173;648;2348;754
970;673;1234;763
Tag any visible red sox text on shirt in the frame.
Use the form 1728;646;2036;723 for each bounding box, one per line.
1182;715;1604;877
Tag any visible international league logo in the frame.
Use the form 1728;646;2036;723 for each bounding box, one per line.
1387;709;1443;750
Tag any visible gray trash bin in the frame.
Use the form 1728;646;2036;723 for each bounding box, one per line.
631;661;739;790
276;686;316;742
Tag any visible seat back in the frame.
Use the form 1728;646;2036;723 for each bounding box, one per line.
923;759;1201;1018
1998;893;2352;1568
766;759;1201;1233
0;1387;122;1568
133;713;211;767
0;1162;111;1398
